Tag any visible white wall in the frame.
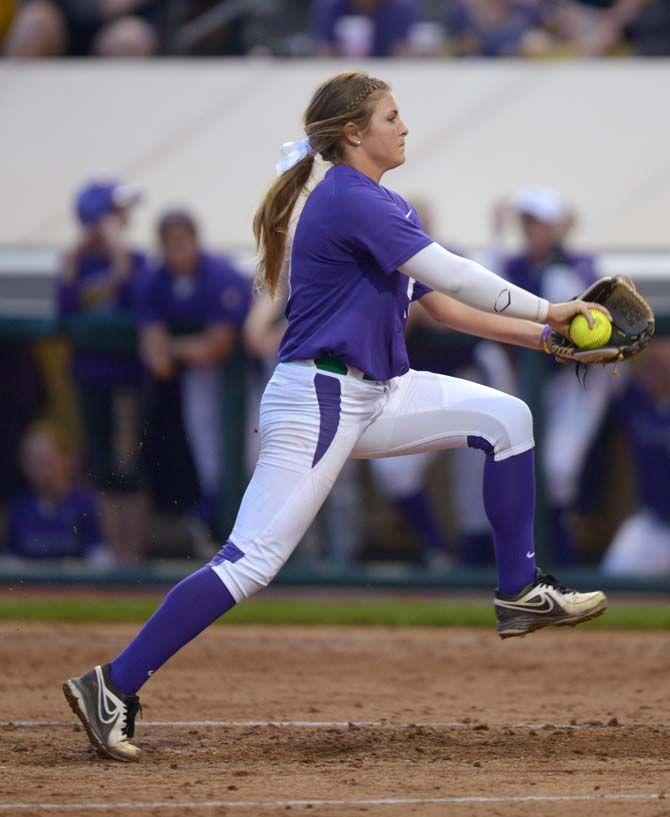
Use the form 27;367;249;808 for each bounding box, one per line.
1;59;669;251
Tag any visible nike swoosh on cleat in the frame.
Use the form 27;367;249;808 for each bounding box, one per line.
497;594;555;614
96;668;120;724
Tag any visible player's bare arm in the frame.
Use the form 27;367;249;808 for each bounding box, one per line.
419;291;545;350
139;323;174;379
243;291;287;358
170;324;237;367
419;291;613;351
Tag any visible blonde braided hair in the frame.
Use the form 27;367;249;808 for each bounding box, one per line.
344;77;388;113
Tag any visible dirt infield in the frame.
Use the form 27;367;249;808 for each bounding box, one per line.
1;622;669;816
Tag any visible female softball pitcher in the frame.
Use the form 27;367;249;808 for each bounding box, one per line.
64;71;609;762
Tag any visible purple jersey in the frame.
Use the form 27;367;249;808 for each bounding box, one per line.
279;164;432;381
445;0;545;57
57;249;148;387
138;252;251;334
311;0;418;56
615;383;670;523
7;488;103;559
504;248;597;301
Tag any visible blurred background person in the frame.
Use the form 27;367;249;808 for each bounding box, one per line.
0;340;46;529
549;0;670;56
378;303;516;568
57;178;148;564
443;0;553;57
243;280;363;569
369;198;517;569
3;0;159;57
3;423;112;565
169;0;251;56
601;340;670;577
626;0;670;55
489;185;616;563
310;0;421;57
0;0;17;47
138;208;250;549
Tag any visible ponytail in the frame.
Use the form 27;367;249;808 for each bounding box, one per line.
253;154;314;297
253;71;389;298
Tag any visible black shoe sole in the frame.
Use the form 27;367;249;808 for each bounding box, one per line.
497;604;608;639
62;680;139;763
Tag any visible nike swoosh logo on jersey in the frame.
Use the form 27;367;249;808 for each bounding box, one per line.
526;550;535;558
496;592;555;614
96;667;120;724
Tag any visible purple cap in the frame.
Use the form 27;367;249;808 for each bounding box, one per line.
75;179;142;226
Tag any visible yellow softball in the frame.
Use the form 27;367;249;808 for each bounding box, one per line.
569;309;612;350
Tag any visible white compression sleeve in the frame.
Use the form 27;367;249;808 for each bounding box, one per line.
400;242;549;323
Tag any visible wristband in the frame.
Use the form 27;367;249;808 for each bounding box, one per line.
540;324;552;354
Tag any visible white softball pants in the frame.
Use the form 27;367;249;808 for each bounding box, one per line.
181;365;223;498
211;361;534;601
542;365;618;507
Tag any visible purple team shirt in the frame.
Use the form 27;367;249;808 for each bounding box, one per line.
57;250;148;387
7;488;103;559
138;252;251;334
311;0;418;56
504;249;596;298
444;0;546;57
615;383;670;524
279;164;433;381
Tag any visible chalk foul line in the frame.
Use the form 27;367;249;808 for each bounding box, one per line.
0;793;667;811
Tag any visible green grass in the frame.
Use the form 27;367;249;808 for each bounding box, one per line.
0;595;669;629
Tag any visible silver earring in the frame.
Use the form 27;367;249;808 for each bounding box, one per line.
355;140;361;145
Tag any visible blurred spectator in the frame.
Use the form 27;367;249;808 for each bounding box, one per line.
170;0;250;56
57;178;149;563
444;0;551;57
0;0;17;46
4;423;112;565
244;275;363;568
601;340;670;576
370;198;514;568
138;209;250;540
310;0;420;57
0;341;46;506
381;314;515;568
490;185;617;563
550;0;623;55
628;0;670;55
4;0;159;57
549;0;670;56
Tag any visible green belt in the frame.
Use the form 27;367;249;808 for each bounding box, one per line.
314;355;376;381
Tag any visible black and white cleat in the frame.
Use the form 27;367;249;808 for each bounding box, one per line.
63;664;142;762
494;569;607;639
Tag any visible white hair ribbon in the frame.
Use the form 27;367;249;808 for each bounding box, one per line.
275;138;312;176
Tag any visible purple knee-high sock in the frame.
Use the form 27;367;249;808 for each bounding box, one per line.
482;448;537;596
109;566;235;696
